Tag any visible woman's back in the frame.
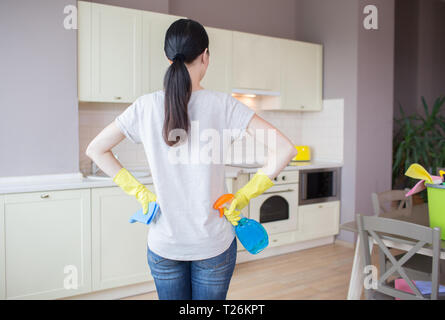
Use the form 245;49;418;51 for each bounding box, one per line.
115;89;255;260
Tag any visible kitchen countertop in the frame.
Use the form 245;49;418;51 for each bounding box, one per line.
0;161;342;195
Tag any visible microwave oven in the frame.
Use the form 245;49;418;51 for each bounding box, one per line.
299;167;341;205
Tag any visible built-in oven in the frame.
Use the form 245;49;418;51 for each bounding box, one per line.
299;167;341;206
249;171;299;235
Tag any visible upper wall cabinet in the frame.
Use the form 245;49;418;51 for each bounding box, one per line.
78;2;142;103
232;31;281;93
280;40;323;111
78;2;323;111
142;12;185;93
201;27;233;93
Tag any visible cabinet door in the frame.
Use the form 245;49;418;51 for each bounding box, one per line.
92;186;154;291
232;31;281;92
280;40;323;111
78;1;92;101
2;189;91;300
201;27;232;93
88;3;142;102
298;201;340;240
142;12;185;93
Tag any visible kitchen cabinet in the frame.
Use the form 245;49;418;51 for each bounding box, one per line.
201;27;233;93
78;1;143;103
268;231;296;249
91;185;154;291
142;12;185;93
232;31;281;92
297;201;340;240
225;178;234;194
279;40;323;111
0;189;91;300
78;2;324;111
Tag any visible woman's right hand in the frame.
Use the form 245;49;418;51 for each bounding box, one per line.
223;200;242;226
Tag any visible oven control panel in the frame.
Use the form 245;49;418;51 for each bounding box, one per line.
251;171;299;185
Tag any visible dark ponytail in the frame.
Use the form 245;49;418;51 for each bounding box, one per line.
163;19;209;146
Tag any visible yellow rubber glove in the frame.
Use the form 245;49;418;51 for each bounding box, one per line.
223;207;242;226
225;170;274;226
113;168;156;214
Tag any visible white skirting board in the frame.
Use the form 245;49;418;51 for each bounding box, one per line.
66;236;334;300
66;281;157;300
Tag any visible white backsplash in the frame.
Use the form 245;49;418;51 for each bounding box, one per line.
78;99;343;174
79;102;148;175
301;99;344;163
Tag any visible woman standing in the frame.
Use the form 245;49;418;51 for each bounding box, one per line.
86;19;297;300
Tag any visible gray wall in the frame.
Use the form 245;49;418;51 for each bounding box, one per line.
394;0;445;117
355;0;395;228
0;0;79;177
297;0;360;242
394;0;419;117
297;0;395;241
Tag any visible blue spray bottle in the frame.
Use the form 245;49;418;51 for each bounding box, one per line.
213;194;269;254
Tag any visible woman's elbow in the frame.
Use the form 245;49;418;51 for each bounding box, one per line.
85;143;97;160
286;143;298;161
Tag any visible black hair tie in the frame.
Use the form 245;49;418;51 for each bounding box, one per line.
173;53;185;62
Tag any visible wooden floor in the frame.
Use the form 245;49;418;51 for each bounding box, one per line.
124;243;355;300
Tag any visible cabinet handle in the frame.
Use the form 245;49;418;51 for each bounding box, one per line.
318;205;323;208
273;239;278;243
301;106;305;109
40;193;50;199
114;96;122;100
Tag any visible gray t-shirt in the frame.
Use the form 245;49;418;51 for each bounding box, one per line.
115;89;255;260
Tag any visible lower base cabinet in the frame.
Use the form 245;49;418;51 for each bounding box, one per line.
0;189;91;300
297;201;340;240
91;186;154;291
0;180;341;300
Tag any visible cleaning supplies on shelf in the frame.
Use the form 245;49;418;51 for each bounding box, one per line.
213;194;269;255
425;183;445;240
404;164;442;197
405;163;434;183
405;163;445;240
129;202;160;225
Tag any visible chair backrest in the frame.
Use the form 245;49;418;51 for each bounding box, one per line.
371;189;413;216
356;214;441;300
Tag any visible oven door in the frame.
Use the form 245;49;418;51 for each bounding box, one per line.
249;184;298;235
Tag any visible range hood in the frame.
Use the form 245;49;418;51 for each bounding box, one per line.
231;88;281;97
231;88;282;110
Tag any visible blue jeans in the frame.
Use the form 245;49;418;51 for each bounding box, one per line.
147;239;237;300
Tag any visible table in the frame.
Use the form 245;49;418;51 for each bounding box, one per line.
341;204;445;300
